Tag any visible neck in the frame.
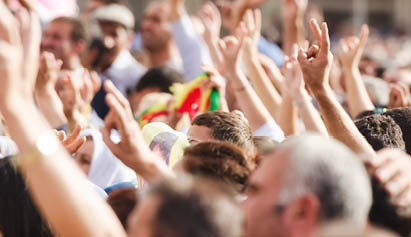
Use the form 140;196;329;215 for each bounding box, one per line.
146;43;173;67
62;56;83;71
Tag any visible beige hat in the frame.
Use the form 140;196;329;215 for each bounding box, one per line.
93;4;135;30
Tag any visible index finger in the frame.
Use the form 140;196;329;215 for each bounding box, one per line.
358;24;369;50
310;19;322;47
319;22;330;55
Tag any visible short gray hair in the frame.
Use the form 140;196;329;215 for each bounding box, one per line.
276;134;372;228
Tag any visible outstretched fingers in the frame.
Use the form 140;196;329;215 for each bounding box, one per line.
310;18;322;48
319;22;330;57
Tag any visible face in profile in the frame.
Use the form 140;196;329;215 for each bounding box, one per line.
74;139;94;175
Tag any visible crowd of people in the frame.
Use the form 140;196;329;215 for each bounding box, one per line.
0;0;411;236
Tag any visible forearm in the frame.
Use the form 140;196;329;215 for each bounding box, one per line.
2;100;126;237
344;67;375;117
228;67;273;131
245;57;283;119
204;38;224;67
35;89;67;128
313;86;375;156
172;15;212;80
277;95;298;136
283;15;304;56
296;94;328;136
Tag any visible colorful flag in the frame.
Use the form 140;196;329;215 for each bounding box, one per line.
170;72;220;120
136;103;168;127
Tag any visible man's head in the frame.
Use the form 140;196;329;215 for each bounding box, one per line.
128;176;243;237
243;134;372;237
188;111;256;158
41;17;86;69
181;141;252;193
107;187;139;230
93;4;135;70
383;107;411;155
355;114;405;151
127;66;184;112
140;1;172;52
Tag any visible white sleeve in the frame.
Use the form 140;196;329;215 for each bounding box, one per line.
253;119;285;143
0;136;18;158
172;15;211;81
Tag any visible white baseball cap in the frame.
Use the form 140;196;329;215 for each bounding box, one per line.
93;4;135;30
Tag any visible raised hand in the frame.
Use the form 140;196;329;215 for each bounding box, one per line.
168;0;186;21
56;124;86;155
101;81;171;182
15;2;42;95
36;52;63;92
0;2;25;107
218;30;246;76
388;82;411;109
283;0;308;20
283;45;307;102
367;149;411;209
339;25;369;69
297;19;333;92
79;70;101;108
35;52;67;128
199;1;222;45
242;9;261;60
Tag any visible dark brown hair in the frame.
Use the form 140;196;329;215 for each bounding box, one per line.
191;112;256;158
107;187;138;229
354;114;405;151
182;141;251;193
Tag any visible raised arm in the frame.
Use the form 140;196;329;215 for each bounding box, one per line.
168;0;211;81
297;19;375;157
35;52;67;128
101;81;174;183
0;3;125;236
339;25;375;118
218;31;284;142
281;44;328;136
282;0;307;56
241;9;283;120
199;2;224;67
